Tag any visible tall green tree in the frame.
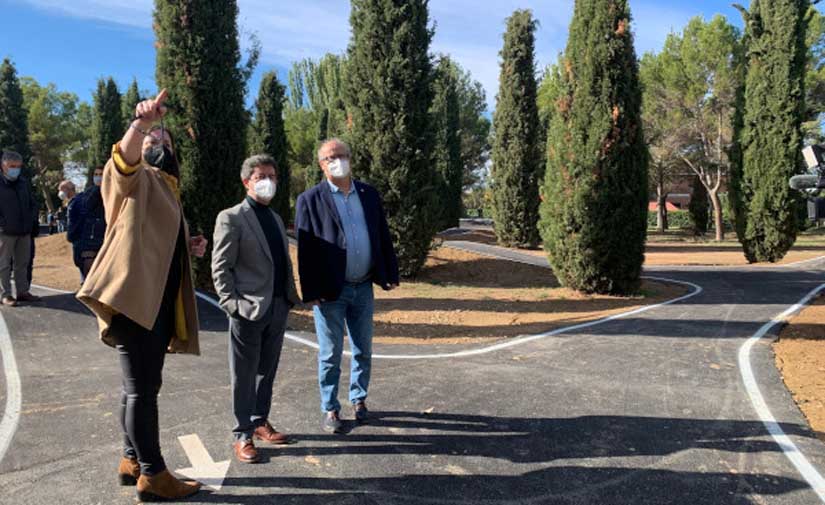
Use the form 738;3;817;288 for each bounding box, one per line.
88;77;122;182
449;61;491;190
688;175;710;235
154;0;258;284
640;52;684;232
250;71;290;221
20;78;83;212
490;9;541;248
286;55;349;200
121;78;141;127
642;16;743;242
304;108;328;189
541;0;648;294
0;58;32;167
431;56;463;230
346;0;436;276
731;0;809;262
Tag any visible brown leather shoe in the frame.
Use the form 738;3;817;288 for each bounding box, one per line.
135;469;201;502
233;439;259;464
15;292;41;303
1;296;17;307
117;457;140;486
254;421;290;445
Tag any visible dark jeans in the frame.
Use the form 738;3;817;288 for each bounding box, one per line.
229;296;289;441
71;244;85;283
113;301;174;476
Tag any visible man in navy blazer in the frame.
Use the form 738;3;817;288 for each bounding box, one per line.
295;138;399;434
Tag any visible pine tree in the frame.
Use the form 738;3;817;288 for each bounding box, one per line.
732;0;809;262
490;10;541;248
154;0;257;284
346;0;436;277
541;0;649;294
250;72;290;222
88;77;122;180
431;57;463;230
121;78;141;126
0;58;32;165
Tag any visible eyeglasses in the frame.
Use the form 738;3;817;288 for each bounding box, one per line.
320;154;349;163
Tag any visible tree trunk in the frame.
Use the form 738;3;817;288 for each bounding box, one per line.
709;189;724;241
39;181;54;214
656;185;668;232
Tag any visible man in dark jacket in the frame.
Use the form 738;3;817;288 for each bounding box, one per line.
295;138;399;434
0;151;41;307
67;167;106;282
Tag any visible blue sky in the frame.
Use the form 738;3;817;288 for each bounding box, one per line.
1;0;815;112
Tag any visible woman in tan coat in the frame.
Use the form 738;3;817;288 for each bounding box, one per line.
77;90;207;502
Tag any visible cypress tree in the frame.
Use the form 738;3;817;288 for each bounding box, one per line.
154;0;255;284
250;71;290;222
541;0;649;294
732;0;809;262
431;57;463;230
346;0;436;277
89;77;122;179
0;58;32;165
688;175;710;235
490;10;541;248
121;78;141;126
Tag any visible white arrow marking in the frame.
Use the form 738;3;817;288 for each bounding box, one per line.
175;434;230;491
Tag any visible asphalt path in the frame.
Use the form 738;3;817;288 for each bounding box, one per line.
2;241;825;504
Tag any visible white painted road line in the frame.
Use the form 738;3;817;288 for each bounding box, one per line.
176;434;230;491
739;282;825;503
0;309;22;465
198;276;702;360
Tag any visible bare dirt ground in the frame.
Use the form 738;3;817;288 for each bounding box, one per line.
32;233;683;345
775;296;825;441
446;229;825;267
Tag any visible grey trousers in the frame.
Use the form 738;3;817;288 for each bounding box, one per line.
0;233;32;298
229;296;290;441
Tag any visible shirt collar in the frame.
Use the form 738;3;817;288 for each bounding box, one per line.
326;179;341;194
327;178;357;195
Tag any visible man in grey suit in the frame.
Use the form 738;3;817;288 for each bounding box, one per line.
212;154;301;464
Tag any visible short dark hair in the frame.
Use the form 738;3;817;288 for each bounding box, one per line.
1;151;22;163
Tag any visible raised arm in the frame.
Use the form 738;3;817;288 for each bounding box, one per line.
118;89;168;167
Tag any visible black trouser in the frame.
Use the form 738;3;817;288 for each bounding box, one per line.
113;300;174;476
229;297;289;441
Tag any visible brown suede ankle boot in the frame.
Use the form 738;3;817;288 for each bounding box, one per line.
117;457;140;486
135;469;201;502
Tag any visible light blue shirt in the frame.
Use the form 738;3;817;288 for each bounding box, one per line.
328;180;373;283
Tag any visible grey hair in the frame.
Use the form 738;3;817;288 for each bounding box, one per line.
317;138;351;161
241;154;278;180
1;151;22;163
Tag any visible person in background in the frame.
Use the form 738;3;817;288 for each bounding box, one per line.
67;168;106;282
56;203;67;233
0;151;41;307
77;90;207;502
62;179;84;281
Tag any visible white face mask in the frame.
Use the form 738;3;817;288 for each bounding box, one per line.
253;178;276;202
58;191;67;200
328;158;351;179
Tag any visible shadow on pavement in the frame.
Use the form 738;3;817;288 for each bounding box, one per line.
194;411;812;504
